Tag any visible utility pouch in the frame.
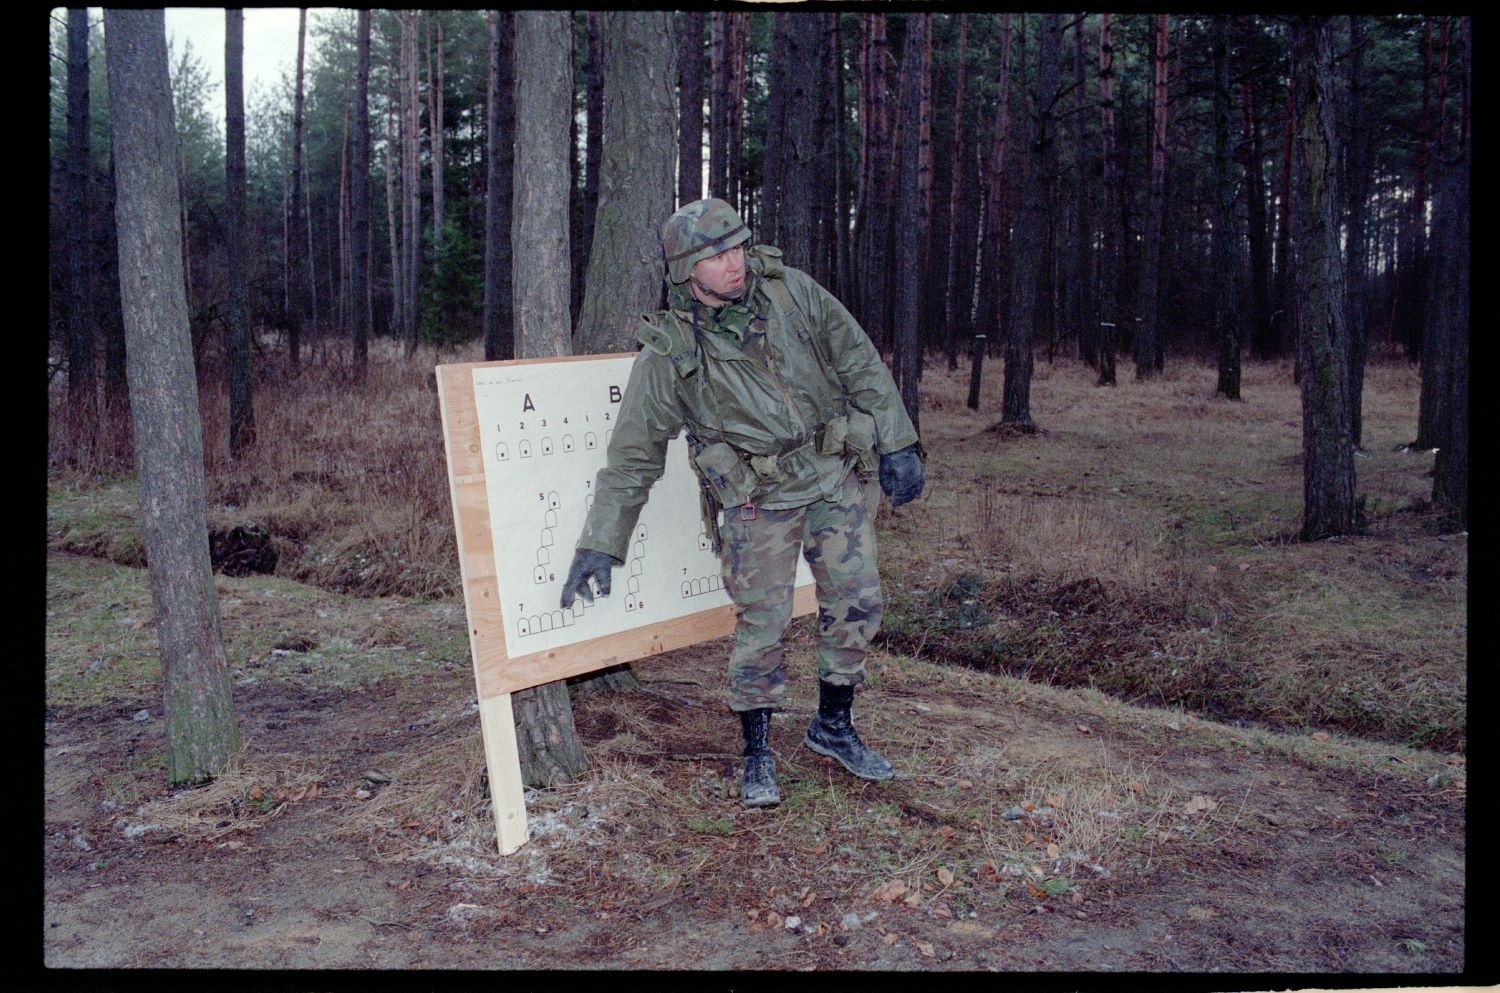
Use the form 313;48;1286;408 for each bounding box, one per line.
845;408;879;473
748;453;784;483
816;414;849;457
692;441;758;508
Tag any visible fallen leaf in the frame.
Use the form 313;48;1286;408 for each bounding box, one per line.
937;867;955;887
935;825;956;839
956;779;974;789
932;903;952;919
902;893;923;907
1129;782;1145;794
801;891;816;908
248;786;263;801
767;912;783;928
815;922;830;936
746;908;760;920
1076;724;1093;735
915;940;936;957
883;932;899;946
1311;732;1330;741
1238;562;1250;571
747;922;764;934
398;880;412;891
1044;794;1064;809
1046;843;1061;859
1021;800;1036;812
872;879;909;902
1186;905;1219;921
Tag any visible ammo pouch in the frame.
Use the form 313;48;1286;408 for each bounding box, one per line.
691;441;758;509
844;408;879;473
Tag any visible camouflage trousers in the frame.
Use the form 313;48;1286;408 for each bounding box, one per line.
719;470;883;712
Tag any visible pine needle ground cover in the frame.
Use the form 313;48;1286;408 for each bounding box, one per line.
46;347;1467;972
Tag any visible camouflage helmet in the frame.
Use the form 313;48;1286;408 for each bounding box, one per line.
661;198;751;284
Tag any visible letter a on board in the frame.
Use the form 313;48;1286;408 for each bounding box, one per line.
522;394;536;412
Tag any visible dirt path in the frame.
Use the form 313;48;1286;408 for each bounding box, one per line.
43;641;1467;977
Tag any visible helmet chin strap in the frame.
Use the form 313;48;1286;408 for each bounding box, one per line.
690;274;746;306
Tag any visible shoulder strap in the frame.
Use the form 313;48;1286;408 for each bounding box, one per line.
757;267;838;391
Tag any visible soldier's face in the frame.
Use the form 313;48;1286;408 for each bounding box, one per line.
690;244;747;304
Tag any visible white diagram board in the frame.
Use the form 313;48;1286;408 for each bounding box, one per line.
470;354;814;665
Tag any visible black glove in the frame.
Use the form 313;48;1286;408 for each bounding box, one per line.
878;444;925;507
560;548;618;609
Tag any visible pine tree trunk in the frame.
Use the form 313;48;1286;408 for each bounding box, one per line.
1095;12;1119;387
225;9;254;453
103;146;129;416
105;8;241;785
1429;152;1468;528
709;13;729;199
288;8;307;369
575;11;677;354
427;13;445;238
677;11;705;207
1343;15;1369;445
350;10;371;378
1071;14;1092;366
1290;16;1357;542
729;14;747;212
892;12;929;434
974;13;1013;374
1212;14;1241;401
66;7;97;460
863;14;893;352
1003;12;1061;430
482;11;514;361
580;11;603;318
384;64;402;343
401;11;422;358
511;10;587;787
1134;13;1169;380
1239;30;1273;361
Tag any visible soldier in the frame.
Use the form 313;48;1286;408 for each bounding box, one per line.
559;198;924;808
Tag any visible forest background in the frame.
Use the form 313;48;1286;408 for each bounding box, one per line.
44;11;1470;975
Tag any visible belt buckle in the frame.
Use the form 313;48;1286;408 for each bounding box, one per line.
740;501;757;522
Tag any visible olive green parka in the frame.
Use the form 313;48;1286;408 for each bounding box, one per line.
576;245;918;563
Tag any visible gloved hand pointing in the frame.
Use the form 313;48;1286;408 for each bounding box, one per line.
878;443;925;507
560;548;619;609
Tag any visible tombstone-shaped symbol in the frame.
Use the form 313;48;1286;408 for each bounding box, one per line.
544;510;558;528
540;528;554;547
540;437;554;455
681;581;692;597
630;558;644;577
633;541;646;560
627;576;641;594
533;565;547;585
636;524;648;541
605;428;614;446
624;594;637;612
518;617;532;636
585;432;598;451
562;434;575;453
547;491;561;510
496;443;510;462
585;494;594;512
518;439;533;458
698;533;711;551
537;547;550;565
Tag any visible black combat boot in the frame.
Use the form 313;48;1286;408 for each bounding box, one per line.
739;708;781;808
803;680;893;780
